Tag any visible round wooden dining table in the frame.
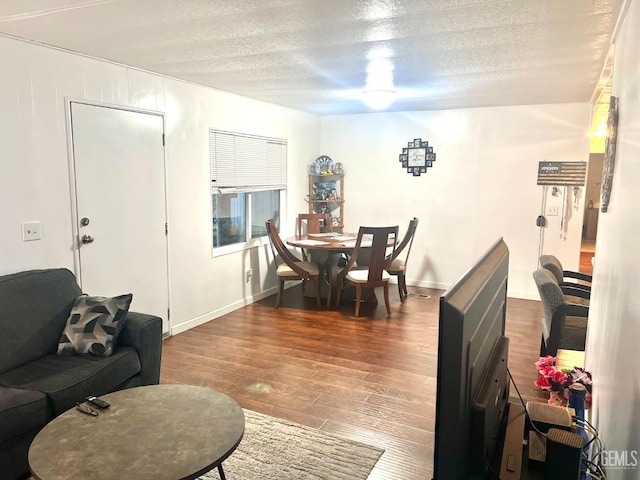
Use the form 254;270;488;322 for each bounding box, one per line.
286;233;379;300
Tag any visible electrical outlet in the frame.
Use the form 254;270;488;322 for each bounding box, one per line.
547;206;559;216
246;269;253;282
22;221;42;241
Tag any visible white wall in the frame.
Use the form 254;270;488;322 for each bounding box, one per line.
0;35;320;334
585;0;640;475
320;104;591;298
0;32;595;334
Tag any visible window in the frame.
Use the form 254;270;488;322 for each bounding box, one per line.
251;190;280;237
210;130;286;251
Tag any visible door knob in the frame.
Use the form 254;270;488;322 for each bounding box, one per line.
81;234;94;245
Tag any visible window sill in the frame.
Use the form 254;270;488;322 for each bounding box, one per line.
212;236;268;258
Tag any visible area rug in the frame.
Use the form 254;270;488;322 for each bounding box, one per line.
198;409;384;480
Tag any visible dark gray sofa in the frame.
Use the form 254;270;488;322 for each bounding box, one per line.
0;268;163;480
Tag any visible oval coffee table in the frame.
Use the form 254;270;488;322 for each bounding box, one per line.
28;384;245;480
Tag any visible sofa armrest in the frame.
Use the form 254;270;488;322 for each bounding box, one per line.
117;311;163;385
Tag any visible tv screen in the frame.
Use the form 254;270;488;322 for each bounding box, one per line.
433;238;510;479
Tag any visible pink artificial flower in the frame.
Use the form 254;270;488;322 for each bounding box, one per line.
552;370;568;384
534;358;593;410
535;374;551;391
548;391;566;406
535;355;556;371
572;368;592;386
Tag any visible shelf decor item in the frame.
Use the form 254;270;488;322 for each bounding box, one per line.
314;155;334;175
308;157;344;233
398;138;436;176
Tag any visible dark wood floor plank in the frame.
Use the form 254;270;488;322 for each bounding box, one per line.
160;285;547;479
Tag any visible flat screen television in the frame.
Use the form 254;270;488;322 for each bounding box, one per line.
432;238;511;479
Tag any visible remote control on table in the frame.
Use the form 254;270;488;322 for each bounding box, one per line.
86;396;110;408
76;403;98;416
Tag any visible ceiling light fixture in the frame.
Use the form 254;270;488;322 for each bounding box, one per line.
362;89;396;110
361;46;396;110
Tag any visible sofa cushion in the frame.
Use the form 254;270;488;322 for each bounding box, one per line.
0;269;81;375
0;386;50;442
57;293;133;356
0;347;141;416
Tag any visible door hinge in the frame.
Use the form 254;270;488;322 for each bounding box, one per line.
165;222;168;235
162;133;166;146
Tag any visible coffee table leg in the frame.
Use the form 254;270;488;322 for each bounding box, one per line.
218;464;227;480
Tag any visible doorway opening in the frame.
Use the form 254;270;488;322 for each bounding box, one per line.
581;46;614;276
580;153;602;275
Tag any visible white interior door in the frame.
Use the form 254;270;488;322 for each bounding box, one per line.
70;102;169;334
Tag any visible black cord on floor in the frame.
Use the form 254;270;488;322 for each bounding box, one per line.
507;368;547;437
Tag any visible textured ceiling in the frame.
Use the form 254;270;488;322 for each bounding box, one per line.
0;0;621;115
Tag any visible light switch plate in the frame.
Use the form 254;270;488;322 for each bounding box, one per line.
22;221;42;241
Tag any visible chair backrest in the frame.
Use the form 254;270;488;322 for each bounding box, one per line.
533;268;568;354
343;226;398;283
387;217;419;265
265;219;305;272
539;255;564;284
296;213;332;237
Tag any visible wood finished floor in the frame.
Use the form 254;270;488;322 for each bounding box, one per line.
580;240;595;275
160;285;547;479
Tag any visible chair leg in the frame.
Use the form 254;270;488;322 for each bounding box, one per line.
354;285;362;317
326;284;332;308
383;284;391;315
335;281;342;307
276;278;284;308
400;274;408;299
311;276;321;308
397;278;405;302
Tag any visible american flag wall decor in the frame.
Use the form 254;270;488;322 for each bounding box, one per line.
537;161;587;186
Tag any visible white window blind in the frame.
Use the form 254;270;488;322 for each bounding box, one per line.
210;130;287;189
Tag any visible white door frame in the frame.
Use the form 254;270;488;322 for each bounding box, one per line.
64;98;171;333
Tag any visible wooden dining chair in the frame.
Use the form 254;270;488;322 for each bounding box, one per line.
265;219;322;308
386;217;419;302
335;225;398;317
296;213;332;261
296;213;332;236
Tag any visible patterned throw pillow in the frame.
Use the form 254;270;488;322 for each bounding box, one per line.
57;294;133;357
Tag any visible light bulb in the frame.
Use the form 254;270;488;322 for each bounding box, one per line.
362;89;396;110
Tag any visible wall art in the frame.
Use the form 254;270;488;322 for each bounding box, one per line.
600;96;618;213
398;138;436;176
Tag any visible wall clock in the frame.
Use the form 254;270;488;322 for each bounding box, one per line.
398;138;436;176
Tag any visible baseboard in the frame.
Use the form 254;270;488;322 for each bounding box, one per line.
168;279;539;337
169;286;279;336
407;279;539;301
407;279;450;290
